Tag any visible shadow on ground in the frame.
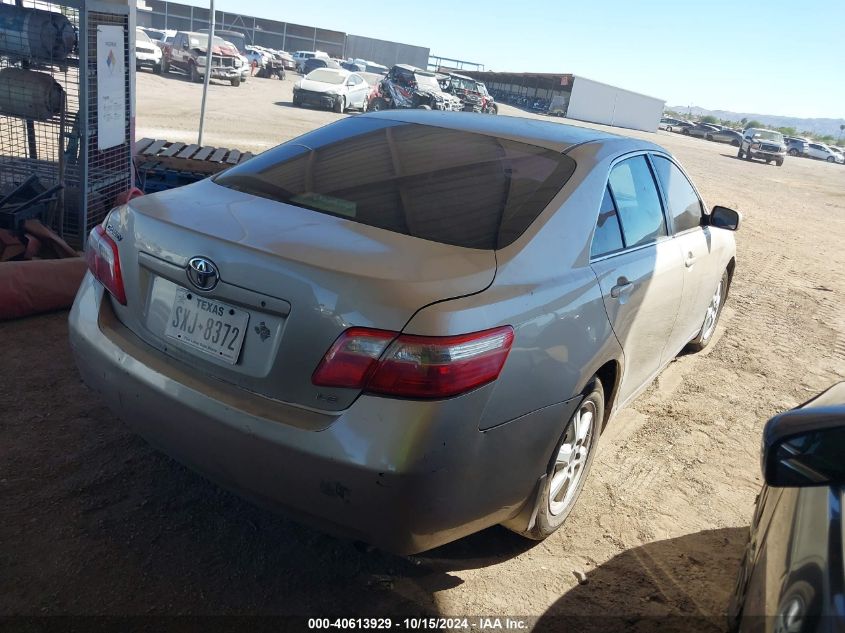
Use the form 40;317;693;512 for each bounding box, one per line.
534;527;747;633
0;313;533;616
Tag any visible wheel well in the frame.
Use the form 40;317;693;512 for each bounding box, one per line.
593;360;620;432
726;257;736;298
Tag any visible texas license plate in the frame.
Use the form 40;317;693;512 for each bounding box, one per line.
164;288;249;364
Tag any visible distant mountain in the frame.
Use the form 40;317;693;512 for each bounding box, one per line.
668;106;845;138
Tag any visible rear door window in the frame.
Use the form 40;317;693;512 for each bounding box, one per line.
591;186;625;258
608;155;666;248
651;156;704;233
215;118;576;250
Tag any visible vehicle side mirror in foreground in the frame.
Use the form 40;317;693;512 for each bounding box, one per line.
710;206;742;231
762;383;845;487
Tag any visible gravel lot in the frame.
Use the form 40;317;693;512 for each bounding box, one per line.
2;69;844;624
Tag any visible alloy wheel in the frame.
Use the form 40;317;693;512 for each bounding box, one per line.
549;400;596;516
700;279;724;342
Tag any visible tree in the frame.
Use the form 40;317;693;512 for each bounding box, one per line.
777;126;797;136
745;120;763;129
740;117;748;125
700;115;719;124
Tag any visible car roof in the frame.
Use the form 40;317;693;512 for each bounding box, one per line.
359;111;657;153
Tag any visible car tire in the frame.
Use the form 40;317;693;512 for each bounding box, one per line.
360;98;368;113
776;158;784;166
517;378;604;540
788;148;798;156
334;97;345;113
190;64;200;83
687;269;729;352
826;156;835;162
773;580;819;633
370;98;389;112
682;128;689;135
706;134;713;141
731;139;740;147
231;76;241;87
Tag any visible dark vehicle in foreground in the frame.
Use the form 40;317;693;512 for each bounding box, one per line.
368;64;461;112
69;112;739;555
738;128;787;165
707;128;743;146
729;382;845;632
162;31;243;86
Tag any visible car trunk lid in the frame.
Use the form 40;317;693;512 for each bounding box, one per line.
106;178;497;412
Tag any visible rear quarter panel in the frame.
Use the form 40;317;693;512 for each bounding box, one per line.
404;141;628;431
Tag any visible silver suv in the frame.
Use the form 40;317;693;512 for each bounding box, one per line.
738;128;787;166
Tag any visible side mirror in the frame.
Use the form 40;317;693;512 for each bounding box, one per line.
710;206;741;231
762;384;845;487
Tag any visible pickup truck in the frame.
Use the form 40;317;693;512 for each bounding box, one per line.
161;30;244;86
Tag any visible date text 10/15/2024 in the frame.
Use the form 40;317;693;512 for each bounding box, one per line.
307;618;529;630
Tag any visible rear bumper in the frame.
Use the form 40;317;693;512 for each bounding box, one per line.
68;275;575;554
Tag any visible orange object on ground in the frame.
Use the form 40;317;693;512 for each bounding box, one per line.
0;258;87;319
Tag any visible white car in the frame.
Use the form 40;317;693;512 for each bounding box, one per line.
135;28;162;74
292;68;370;113
807;142;845;163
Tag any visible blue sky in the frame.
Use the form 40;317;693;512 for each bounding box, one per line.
174;0;844;119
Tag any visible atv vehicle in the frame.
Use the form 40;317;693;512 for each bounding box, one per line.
438;72;485;112
368;64;461;112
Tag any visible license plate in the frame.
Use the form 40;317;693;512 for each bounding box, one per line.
164;288;249;364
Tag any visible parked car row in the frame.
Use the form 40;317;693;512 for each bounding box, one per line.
660;117;845;166
292;64;494;115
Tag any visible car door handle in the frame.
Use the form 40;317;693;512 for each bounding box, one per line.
685;254;697;268
610;280;633;298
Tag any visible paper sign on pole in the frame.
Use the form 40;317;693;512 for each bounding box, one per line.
96;25;126;150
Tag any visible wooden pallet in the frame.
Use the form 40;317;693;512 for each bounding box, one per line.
134;138;254;176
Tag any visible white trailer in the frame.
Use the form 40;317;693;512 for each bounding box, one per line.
565;75;664;132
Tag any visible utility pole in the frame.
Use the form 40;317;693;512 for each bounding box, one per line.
198;0;215;146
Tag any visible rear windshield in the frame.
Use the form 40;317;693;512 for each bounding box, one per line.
215;118;575;250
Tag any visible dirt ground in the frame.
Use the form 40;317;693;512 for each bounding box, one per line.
2;69;844;626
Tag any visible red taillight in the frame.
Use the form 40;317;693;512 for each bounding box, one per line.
312;328;396;389
312;326;514;399
85;225;126;305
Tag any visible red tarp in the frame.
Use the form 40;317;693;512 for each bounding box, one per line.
0;257;87;320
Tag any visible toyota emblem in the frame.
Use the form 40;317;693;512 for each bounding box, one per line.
186;256;219;291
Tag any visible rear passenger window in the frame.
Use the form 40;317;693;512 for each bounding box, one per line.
651;156;703;233
591;186;624;258
608;156;666;247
